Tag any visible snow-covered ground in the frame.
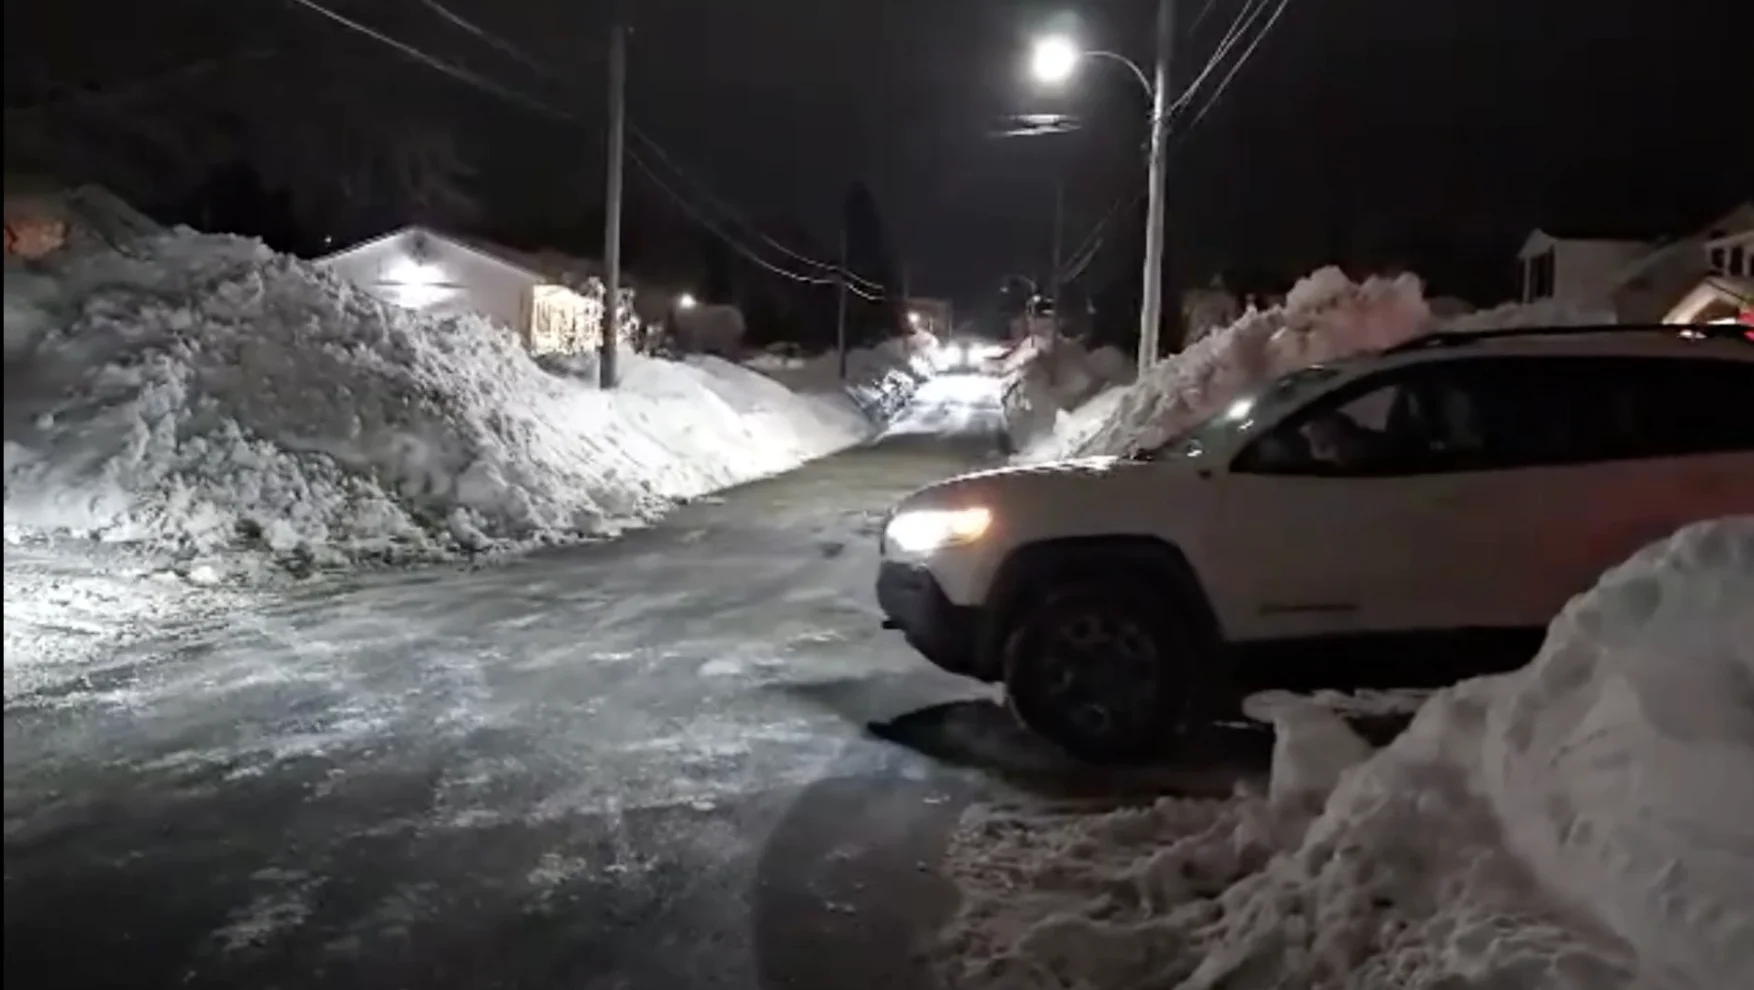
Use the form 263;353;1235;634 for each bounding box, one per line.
1020;267;1614;462
934;519;1754;990
743;333;937;423
3;230;879;575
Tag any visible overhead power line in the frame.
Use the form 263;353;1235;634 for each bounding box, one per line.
403;0;885;296
628;147;882;300
1053;0;1294;285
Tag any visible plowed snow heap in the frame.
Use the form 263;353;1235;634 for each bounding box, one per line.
1024;266;1615;461
3;232;866;569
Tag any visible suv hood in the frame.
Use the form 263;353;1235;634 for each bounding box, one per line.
901;454;1153;508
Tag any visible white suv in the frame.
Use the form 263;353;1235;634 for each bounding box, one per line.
876;325;1754;762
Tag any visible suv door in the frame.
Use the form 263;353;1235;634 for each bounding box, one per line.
1210;364;1484;640
1475;353;1754;621
1217;352;1754;642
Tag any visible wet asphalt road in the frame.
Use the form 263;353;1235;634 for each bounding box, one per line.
5;429;1270;990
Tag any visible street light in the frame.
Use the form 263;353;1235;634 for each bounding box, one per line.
676;292;699;311
1027;34;1153;103
1024;3;1175;371
1029;36;1080;85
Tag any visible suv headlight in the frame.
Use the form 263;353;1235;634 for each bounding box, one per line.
885;506;992;554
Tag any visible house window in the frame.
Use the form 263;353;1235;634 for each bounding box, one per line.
1730;245;1747;277
1709;247;1726;275
1525;249;1556;301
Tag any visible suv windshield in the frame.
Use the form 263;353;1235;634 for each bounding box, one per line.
1142;365;1345;459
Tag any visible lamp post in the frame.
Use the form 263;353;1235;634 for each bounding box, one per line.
1029;0;1177;369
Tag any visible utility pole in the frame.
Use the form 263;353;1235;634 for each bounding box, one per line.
1137;0;1176;369
835;219;850;381
1048;177;1065;353
599;21;627;389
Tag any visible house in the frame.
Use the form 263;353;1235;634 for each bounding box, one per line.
315;226;637;355
905;297;954;338
4;177;161;258
1181;278;1241;345
1516;230;1650;307
1515;203;1754;323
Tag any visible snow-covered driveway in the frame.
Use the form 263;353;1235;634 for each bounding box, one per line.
9;431;1188;990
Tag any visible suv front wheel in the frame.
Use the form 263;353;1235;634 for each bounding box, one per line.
1001;579;1205;764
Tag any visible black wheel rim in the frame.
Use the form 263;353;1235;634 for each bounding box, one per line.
1033;605;1165;748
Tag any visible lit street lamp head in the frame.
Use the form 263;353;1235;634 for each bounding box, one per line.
676;292;698;310
1029;35;1080;85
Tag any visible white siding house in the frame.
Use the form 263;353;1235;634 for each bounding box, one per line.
316;226;636;354
1515;203;1754;324
1516;230;1650;306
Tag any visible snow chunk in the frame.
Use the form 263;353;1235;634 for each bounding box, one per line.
1244;691;1375;813
936;519;1754;989
3;231;869;569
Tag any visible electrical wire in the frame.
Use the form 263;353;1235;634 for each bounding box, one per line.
627;146;884;300
1164;0;1272;123
628;124;884;292
408;0;884;295
283;0;580;124
1054;0;1294;285
415;0;568;80
1174;0;1294;137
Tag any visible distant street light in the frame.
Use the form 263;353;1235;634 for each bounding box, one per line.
676;292;698;310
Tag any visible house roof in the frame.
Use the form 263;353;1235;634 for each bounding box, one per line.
1663;274;1754;323
1518;228;1651;259
1700;202;1754;240
318;225;601;284
1599;201;1754;292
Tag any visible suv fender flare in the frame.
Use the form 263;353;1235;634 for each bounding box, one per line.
979;535;1225;667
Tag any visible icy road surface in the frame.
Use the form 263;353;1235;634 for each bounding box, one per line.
879;373;1006;440
1;439;985;990
4;434;1266;990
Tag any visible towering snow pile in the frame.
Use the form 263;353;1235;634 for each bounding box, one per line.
936;519;1754;990
1022;266;1431;461
1481;517;1754;989
3;231;870;568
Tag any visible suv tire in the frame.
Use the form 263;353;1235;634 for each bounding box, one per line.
1001;576;1207;764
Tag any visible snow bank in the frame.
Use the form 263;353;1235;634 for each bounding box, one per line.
3;231;870;570
744;333;934;424
1014;269;1620;463
936;519;1754;990
1021;267;1431;461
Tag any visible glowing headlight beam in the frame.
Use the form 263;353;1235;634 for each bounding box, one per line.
885;506;993;555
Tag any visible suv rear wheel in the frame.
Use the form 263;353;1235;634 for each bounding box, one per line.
1001;577;1206;764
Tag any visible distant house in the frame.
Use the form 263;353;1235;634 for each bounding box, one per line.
316;226;636;354
905;297;954;339
1181;279;1241;345
4;178;160;257
1515;203;1754;324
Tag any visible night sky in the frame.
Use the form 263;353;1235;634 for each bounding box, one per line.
6;0;1750;312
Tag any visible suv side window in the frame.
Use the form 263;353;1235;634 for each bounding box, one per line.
1231;367;1472;476
1233;354;1754;477
1615;357;1754;458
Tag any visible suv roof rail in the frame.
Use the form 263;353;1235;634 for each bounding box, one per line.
1386;322;1751;354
